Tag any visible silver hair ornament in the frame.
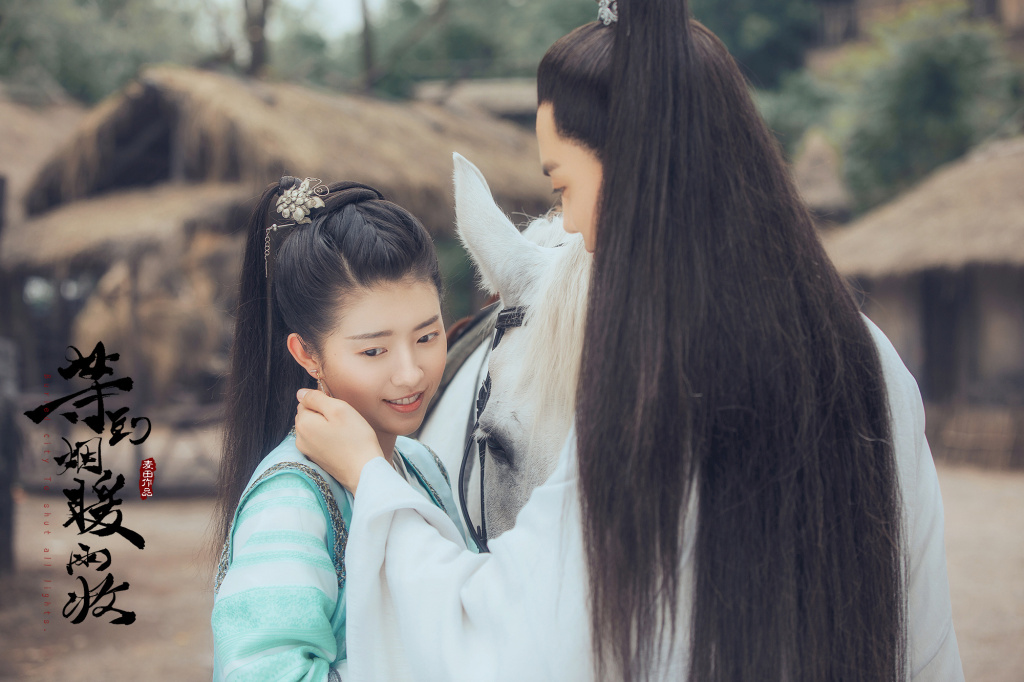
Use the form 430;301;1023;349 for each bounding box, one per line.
276;177;328;223
597;0;618;25
265;177;330;277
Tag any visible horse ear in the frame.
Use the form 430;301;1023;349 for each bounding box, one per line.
453;153;551;305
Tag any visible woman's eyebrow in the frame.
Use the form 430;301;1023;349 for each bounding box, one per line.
414;314;441;331
345;314;440;340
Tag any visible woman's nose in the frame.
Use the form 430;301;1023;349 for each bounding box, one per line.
392;348;425;388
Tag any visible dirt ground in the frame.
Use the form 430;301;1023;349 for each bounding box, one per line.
1;463;1021;682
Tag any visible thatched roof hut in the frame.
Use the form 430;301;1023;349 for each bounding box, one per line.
821;137;1024;278
17;65;552;236
0;67;554;408
792;129;852;225
822;137;1024;468
415;78;538;128
1;183;250;270
0;90;84;229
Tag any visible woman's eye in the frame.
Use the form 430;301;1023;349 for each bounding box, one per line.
418;331;439;343
362;348;386;357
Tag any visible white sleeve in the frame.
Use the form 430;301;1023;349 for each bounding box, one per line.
901;385;965;681
343;431;591;682
865;318;965;681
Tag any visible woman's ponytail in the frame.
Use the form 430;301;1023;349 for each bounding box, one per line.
209;181;309;561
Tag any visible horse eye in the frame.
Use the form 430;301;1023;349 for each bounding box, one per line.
485;435;513;467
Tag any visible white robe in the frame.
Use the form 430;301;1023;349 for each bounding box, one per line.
343;317;965;681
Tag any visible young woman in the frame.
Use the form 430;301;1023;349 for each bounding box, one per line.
209;177;469;681
294;2;964;681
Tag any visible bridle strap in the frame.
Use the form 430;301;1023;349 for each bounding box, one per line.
459;305;527;552
492;306;527;349
495;306;526;329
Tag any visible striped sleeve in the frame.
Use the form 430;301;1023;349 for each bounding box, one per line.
212;472;342;682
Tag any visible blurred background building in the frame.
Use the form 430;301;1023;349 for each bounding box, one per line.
0;1;1022;680
3;0;1021;487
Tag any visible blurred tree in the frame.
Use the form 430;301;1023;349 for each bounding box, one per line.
690;0;819;88
752;2;1023;214
839;3;1021;210
365;0;454;93
272;12;338;86
273;0;595;98
756;70;838;156
0;0;203;103
360;0;375;90
244;0;274;76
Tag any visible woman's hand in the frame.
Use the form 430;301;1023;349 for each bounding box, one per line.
294;388;384;494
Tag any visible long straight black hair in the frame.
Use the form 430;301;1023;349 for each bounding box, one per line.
539;3;906;681
208;178;441;559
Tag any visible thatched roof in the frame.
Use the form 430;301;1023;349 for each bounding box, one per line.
0;91;85;228
20;66;552;235
414;78;538;119
1;183;250;269
822;136;1024;278
792;129;851;223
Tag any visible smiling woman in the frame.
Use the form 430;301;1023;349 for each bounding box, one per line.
286;278;446;458
207;177;473;681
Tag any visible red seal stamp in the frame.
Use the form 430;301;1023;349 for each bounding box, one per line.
139;458;156;499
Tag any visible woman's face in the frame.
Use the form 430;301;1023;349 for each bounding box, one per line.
291;277;446;450
535;102;603;252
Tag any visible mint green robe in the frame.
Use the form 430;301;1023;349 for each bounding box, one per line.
211;434;469;681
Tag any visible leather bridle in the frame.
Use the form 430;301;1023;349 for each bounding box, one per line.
458;305;527;552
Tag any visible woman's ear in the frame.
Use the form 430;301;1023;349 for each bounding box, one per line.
286;333;319;375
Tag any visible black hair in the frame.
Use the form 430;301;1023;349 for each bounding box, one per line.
207;178;441;560
540;4;905;682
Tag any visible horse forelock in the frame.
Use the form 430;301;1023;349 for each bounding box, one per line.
513;232;591;434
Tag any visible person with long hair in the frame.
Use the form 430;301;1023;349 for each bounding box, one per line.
209;177;469;681
293;2;964;680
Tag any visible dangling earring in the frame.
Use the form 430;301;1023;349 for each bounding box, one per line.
313;368;333;398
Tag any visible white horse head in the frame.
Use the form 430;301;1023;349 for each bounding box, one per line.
447;152;592;541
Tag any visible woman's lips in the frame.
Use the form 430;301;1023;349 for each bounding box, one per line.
384;392;424;413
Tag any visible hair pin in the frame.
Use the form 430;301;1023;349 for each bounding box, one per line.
265;177;331;278
597;0;618;25
265;223;297;278
276;177;328;224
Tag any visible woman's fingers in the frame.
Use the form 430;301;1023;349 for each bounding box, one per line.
293;388;384;494
296;387;331;416
297;388;362;425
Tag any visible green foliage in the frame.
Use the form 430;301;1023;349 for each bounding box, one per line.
271;8;350;89
690;0;818;88
753;2;1022;213
434;236;475;323
0;0;202;103
839;3;1020;210
756;70;838;156
311;0;595;98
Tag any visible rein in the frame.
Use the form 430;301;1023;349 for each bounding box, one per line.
459;305;527;552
